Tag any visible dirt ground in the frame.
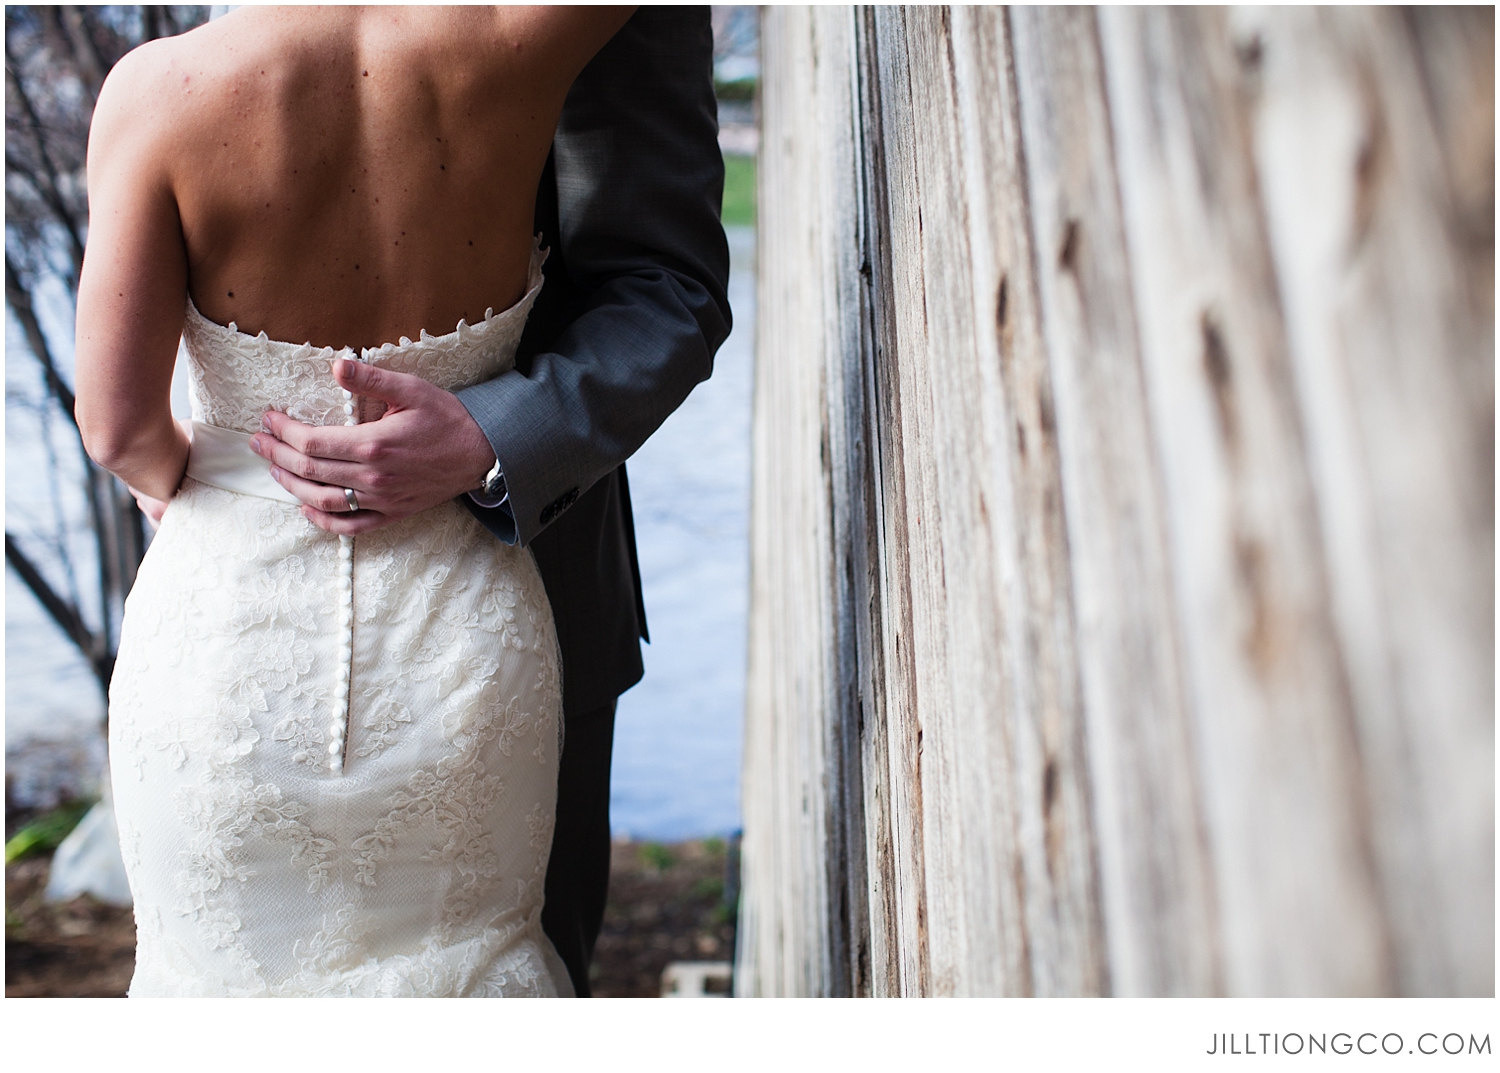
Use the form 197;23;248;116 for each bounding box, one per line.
5;854;137;998
5;831;737;998
591;837;737;997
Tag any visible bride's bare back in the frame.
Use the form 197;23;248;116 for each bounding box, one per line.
75;5;630;498
107;6;627;347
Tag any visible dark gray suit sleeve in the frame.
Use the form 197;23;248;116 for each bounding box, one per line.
456;6;732;547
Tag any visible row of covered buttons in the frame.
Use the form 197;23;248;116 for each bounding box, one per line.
329;362;360;773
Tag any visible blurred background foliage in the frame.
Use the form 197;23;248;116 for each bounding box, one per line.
6;5;212;706
721;155;756;227
5;5;213;863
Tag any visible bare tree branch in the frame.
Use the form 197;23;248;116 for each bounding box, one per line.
59;6;108;102
5;4;210;704
4;61;87;281
5;255;78;420
5;531;112;690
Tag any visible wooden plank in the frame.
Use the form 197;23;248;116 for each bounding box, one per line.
870;5;1112;996
859;4;935;997
739;5;838;996
839;4;904;997
894;4;1030;996
950;5;1112;996
1009;6;1224;995
1232;5;1494;994
1098;6;1393;994
809;3;875;997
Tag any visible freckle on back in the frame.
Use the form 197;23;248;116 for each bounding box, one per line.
164;6;612;348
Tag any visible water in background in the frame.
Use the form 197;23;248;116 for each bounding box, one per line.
4;570;108;809
5;266;112;809
610;224;754;839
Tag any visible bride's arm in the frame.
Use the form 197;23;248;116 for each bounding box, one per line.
74;43;190;503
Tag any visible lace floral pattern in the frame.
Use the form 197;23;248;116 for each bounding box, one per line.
109;243;566;997
181;239;545;434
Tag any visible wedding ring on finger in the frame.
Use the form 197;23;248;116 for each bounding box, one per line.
344;487;360;512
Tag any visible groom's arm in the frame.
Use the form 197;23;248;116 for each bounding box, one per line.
458;5;730;545
255;7;731;543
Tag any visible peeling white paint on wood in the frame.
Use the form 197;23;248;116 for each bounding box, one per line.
738;6;1493;997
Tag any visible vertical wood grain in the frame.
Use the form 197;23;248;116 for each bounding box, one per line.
1232;5;1494;994
1011;6;1224;994
1098;6;1393;994
739;5;1492;998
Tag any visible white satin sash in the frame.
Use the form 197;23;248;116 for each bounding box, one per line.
184;420;300;505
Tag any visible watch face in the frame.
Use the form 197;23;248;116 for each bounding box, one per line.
482;461;506;497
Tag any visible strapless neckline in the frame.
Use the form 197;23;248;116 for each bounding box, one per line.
183;237;547;361
179;240;546;435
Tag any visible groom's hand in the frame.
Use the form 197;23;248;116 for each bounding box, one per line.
251;359;496;535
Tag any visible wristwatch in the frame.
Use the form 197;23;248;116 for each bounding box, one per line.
476;456;507;502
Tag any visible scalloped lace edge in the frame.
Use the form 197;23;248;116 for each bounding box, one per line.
182;236;547;365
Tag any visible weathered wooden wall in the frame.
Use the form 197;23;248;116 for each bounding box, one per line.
738;6;1493;997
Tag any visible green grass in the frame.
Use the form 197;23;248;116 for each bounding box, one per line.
715;78;757;102
4;799;92;864
690;876;725;901
637;841;676;872
722;153;757;227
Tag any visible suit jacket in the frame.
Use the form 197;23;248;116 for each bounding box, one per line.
457;7;732;717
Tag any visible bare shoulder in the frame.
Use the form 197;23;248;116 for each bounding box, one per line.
90;13;292;191
88;27;213;175
395;6;633;82
495;6;635;70
503;5;636;47
91;37;171;137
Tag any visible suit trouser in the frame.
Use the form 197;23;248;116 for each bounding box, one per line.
540;699;616;997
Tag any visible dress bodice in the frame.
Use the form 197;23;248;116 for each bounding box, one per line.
181;243;545;433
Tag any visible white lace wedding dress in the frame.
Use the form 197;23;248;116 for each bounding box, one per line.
108;246;571;997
